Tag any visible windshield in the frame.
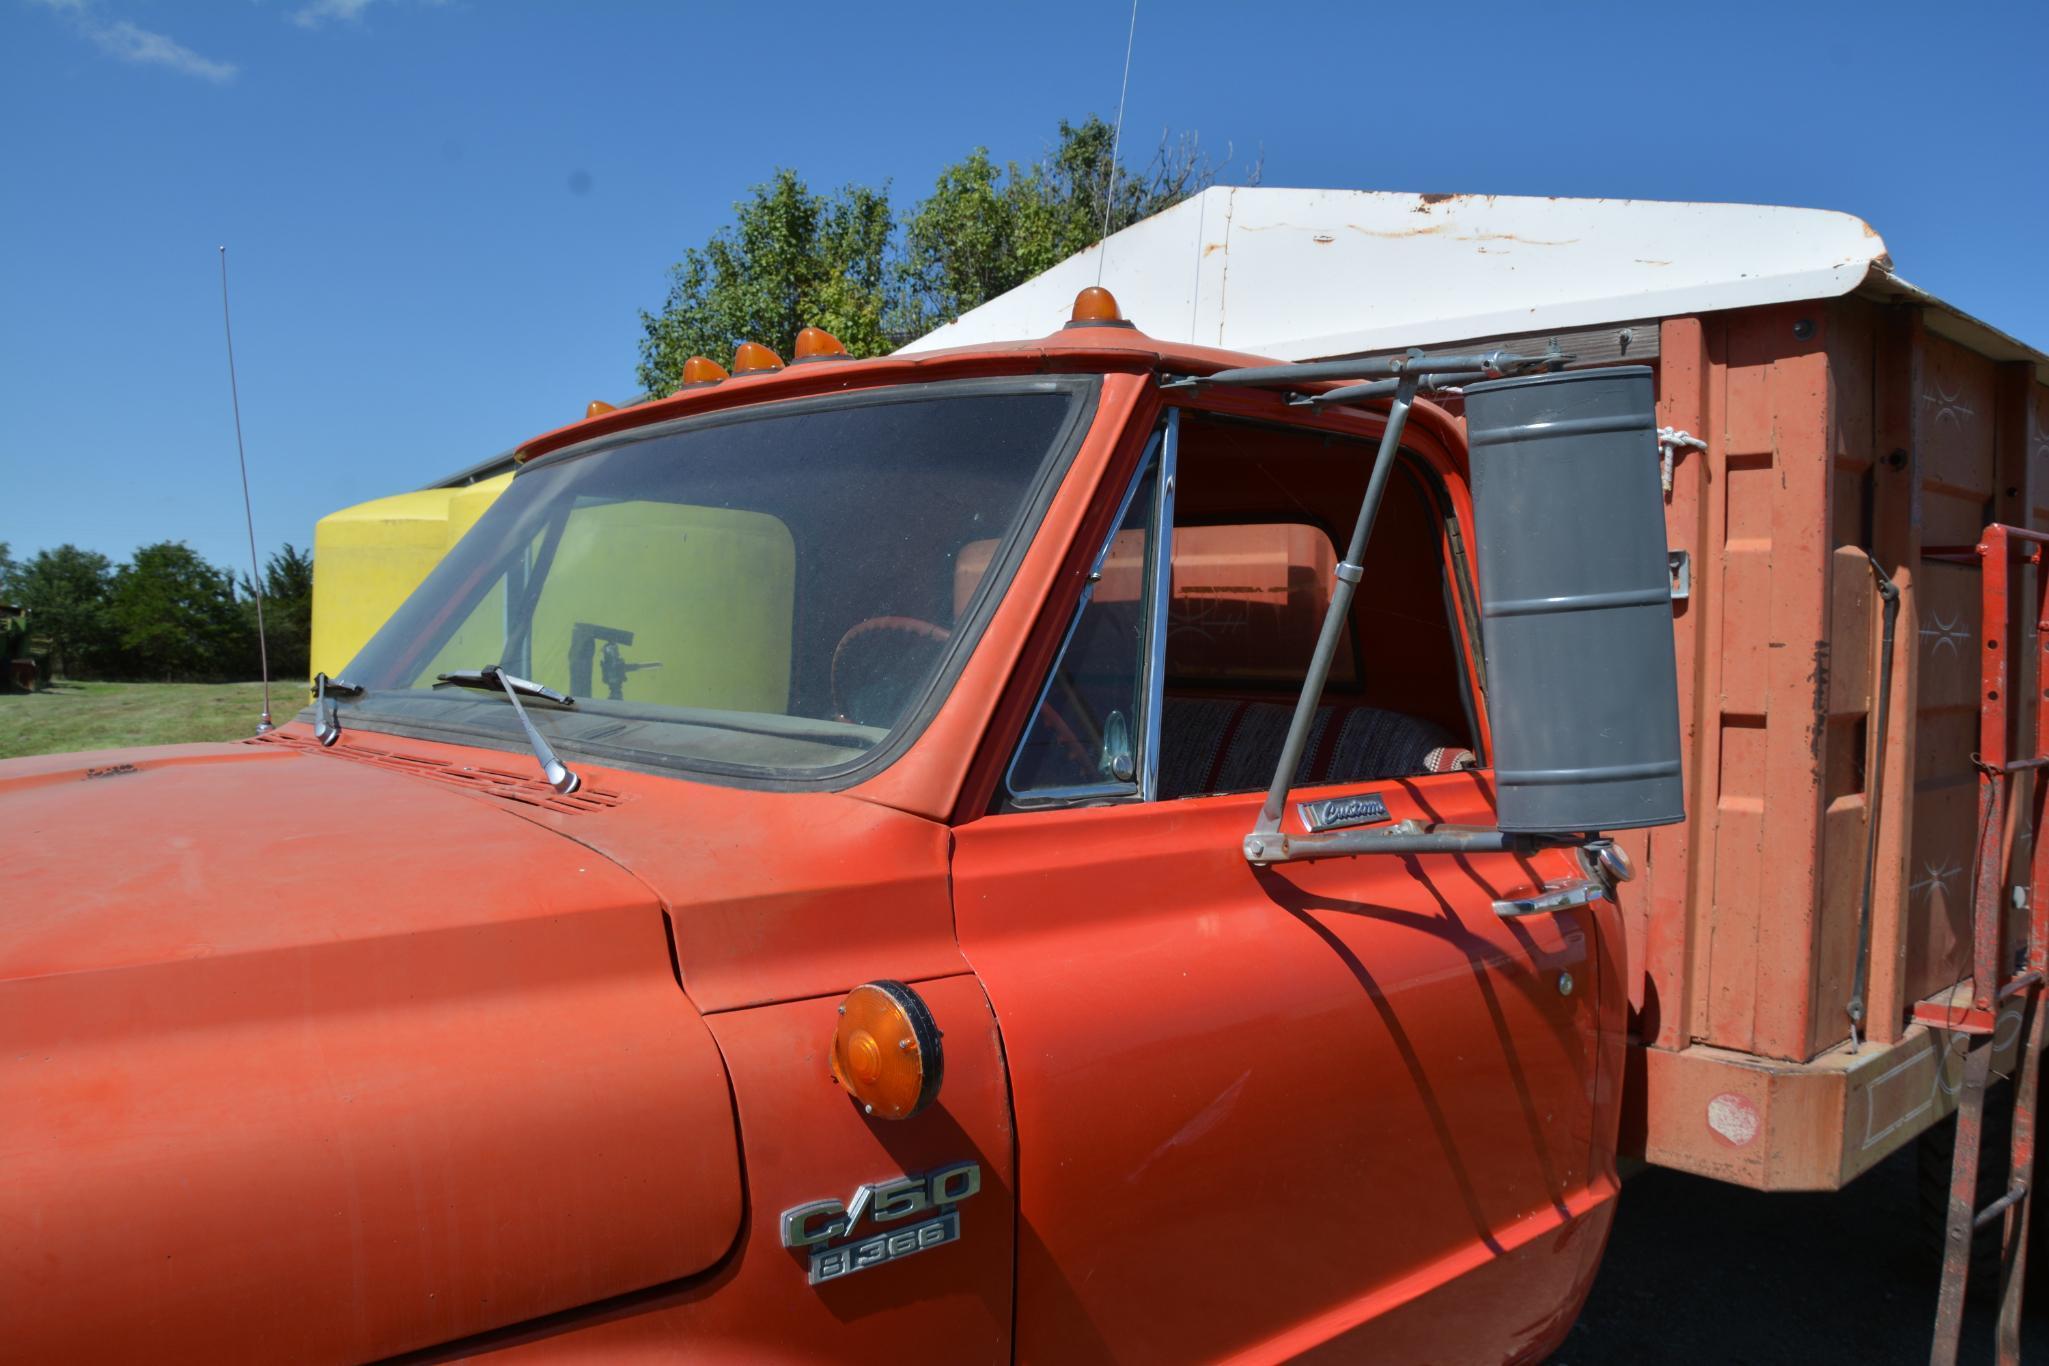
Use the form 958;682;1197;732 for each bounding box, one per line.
341;376;1094;782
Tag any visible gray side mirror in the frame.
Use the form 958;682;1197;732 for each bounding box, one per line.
1464;365;1685;834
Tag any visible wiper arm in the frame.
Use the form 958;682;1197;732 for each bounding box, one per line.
434;666;582;793
311;672;365;747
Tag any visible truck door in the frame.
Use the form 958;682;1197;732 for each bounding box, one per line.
951;408;1619;1364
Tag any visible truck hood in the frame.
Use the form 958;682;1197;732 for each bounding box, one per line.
0;740;743;1363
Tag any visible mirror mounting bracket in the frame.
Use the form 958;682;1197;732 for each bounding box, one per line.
1242;820;1582;867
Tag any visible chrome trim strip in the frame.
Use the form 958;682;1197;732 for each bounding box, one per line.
1139;408;1179;803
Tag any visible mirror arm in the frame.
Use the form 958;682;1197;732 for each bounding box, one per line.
1251;372;1421;838
1244;820;1583;867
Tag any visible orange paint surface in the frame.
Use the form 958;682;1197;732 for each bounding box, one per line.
11;293;2029;1359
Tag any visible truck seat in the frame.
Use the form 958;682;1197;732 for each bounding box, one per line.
1157;696;1474;801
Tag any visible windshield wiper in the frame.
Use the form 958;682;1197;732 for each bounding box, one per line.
435;668;573;705
434;666;582;793
311;672;365;747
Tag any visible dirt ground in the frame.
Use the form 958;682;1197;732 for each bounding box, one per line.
1552;1142;2048;1363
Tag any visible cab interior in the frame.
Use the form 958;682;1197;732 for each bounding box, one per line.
1155;408;1480;798
997;405;1483;806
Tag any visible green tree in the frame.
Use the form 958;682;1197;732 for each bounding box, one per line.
109;542;245;682
637;170;897;395
12;545;115;679
239;543;315;682
896;117;1240;336
636;117;1249;395
0;541;16;598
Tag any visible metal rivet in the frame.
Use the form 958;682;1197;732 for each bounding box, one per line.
1558;972;1575;997
863;1103;874;1115
1793;318;1815;339
898;1038;913;1051
837;1005;846;1015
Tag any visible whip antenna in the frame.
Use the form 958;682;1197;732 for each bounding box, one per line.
218;245;274;734
1095;0;1138;286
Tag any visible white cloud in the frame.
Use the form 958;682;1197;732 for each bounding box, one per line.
291;0;375;28
30;2;239;83
88;18;238;82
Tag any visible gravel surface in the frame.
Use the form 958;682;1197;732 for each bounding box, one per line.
1551;1143;2047;1363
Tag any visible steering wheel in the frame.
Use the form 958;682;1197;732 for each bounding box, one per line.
830;617;952;725
828;618;1101;780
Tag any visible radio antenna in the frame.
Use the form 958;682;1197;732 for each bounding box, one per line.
1095;0;1138;286
218;245;274;734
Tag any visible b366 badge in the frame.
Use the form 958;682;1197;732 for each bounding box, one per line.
779;1163;981;1284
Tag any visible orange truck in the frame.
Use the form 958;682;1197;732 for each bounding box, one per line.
4;191;2045;1364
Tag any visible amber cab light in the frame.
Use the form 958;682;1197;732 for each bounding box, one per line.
1067;285;1134;329
732;341;784;375
830;980;944;1120
792;326;849;362
680;355;730;387
585;399;616;419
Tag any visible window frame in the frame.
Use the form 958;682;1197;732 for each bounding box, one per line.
993;398;1488;812
1001;410;1179;808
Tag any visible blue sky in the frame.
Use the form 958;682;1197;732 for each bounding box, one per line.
3;0;2045;575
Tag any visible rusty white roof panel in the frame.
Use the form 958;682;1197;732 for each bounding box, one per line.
902;187;1906;362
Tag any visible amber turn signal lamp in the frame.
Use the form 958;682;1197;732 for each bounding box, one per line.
792;326;849;362
585;399;616;419
732;341;784;375
1066;285;1133;329
830;980;944;1120
680;355;730;387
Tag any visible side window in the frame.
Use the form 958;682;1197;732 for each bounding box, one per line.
1001;409;1482;811
1005;449;1162;803
1154;417;1480;801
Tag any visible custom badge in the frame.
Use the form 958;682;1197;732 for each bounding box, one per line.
1297;791;1390;832
779;1162;981;1284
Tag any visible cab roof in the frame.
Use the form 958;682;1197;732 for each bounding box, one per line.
904;187;2049;383
512;320;1304;466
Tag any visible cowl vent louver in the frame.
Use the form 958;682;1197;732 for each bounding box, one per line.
253;732;623;813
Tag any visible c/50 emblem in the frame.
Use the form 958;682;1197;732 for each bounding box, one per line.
780;1163;981;1284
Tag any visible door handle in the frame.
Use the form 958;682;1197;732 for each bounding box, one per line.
1492;878;1606;919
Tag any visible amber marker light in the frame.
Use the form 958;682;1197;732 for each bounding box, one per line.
792;326;849;362
830;980;944;1120
585;399;617;419
680;355;730;387
1066;285;1134;329
731;341;784;375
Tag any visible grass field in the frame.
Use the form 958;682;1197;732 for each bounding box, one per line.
0;681;281;760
